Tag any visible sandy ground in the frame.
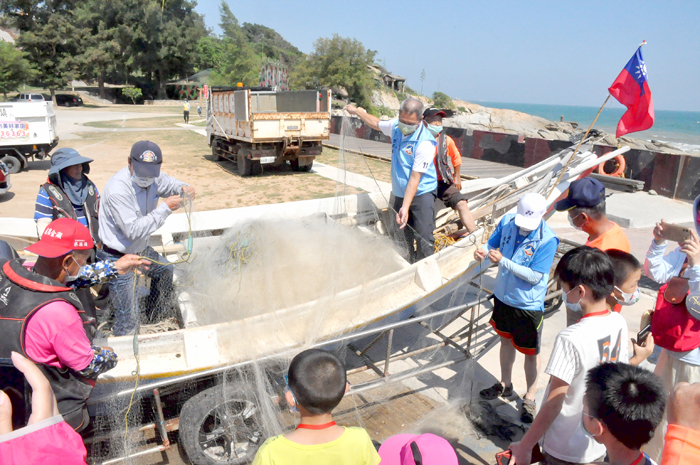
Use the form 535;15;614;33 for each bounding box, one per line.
0;106;367;218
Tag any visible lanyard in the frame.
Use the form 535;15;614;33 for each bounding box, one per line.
578;310;611;322
629;452;645;465
296;421;337;430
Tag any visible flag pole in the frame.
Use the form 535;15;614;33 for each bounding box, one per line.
546;94;611;199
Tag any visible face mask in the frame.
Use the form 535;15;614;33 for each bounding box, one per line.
614;286;640;306
64;256;82;283
427;124;443;137
564;287;583;313
581;411;600;439
568;213;584;231
132;175;155;188
518;227;533;237
397;121;418;136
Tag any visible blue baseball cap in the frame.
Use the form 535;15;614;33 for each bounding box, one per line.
49;148;93;176
129;140;162;177
555;177;605;211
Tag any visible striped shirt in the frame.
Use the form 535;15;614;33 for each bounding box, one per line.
34;185;100;229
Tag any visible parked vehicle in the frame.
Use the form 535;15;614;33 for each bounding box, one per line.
0;101;59;173
16;92;45;102
55;94;84;107
207;87;331;176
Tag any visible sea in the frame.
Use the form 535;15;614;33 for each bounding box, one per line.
474;101;700;154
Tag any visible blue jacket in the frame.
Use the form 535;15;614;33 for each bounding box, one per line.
489;213;559;311
390;122;437;198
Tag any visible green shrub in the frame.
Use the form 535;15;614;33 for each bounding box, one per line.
432;91;455;110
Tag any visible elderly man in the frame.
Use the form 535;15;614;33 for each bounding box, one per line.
0;218;144;431
98;140;195;336
345;98;437;262
423;107;477;233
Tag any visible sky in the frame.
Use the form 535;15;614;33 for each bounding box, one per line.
194;0;700;112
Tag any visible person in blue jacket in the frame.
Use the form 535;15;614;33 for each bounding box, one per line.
474;192;559;423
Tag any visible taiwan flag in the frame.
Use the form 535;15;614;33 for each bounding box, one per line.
608;46;654;138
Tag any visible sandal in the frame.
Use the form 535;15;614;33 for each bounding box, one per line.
479;382;514;400
521;398;536;423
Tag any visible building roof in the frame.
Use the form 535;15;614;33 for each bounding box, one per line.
384;74;406;82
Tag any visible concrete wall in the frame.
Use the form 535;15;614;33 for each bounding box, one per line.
330;115;700;202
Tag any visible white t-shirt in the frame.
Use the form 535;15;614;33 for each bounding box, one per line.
542;311;629;463
378;119;434;174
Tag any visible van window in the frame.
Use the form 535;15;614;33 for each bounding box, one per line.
31;94;43;100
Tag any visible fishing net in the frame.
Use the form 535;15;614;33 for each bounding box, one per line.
84;114;593;464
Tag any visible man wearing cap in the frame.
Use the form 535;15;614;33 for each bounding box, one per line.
555;177;630;253
423;107;477;233
34;148;100;241
0;218;144;431
474;193;559;423
345;98;437;262
99;140;195;336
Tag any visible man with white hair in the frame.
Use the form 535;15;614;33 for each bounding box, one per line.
345;98;437;262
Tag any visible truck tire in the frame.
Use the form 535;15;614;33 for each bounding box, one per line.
212;141;224;161
178;382;263;465
290;159;312;172
0;156;21;174
251;160;262;176
237;151;252;176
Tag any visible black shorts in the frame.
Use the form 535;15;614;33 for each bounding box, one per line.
490;297;544;355
437;181;468;209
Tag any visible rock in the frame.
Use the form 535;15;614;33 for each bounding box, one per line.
649;190;658;196
370;90;400;111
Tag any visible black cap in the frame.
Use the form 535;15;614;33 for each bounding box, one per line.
555;177;605;211
423;107;447;118
129;140;162;178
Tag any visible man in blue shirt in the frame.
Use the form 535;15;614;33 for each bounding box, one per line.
345;98;437;262
474;193;559;423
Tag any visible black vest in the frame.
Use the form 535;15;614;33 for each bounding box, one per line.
42;179;100;244
0;259;94;431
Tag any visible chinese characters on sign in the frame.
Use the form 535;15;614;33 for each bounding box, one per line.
0;121;29;140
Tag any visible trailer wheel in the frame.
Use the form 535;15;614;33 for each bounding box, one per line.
0;156;21;174
178;382;263;465
237;151;252;177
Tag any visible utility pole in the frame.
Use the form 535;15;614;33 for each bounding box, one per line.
420;69;425;95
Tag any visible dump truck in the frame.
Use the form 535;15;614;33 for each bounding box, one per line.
0;101;59;173
206;87;331;176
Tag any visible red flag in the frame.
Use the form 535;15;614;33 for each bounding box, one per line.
608;46;654;137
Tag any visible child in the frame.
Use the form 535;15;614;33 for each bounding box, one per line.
606;249;655;365
583;362;666;465
252;349;380;465
507;246;629;465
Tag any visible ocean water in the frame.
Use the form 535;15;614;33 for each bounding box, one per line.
474;100;700;153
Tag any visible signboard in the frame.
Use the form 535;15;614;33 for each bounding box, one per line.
202;85;209;99
0;121;29;141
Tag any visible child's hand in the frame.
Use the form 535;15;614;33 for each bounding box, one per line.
507;441;531;465
631;335;654;362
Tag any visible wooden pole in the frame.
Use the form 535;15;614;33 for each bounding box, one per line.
546;94;611;199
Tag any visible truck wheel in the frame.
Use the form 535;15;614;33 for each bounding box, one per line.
290;159;313;172
251;160;262;176
212;142;224;161
237;151;252;176
178;382;263;465
0;156;21;174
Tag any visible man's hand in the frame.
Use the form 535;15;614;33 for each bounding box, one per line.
396;207;409;229
0;352;59;435
181;185;196;201
667;382;700;431
453;179;462;191
164;195;183;211
114;254;150;275
632;334;654;361
653;220;667;245
488;249;503;264
681;229;700;267
474;249;487;262
343;104;359;116
507;441;532;465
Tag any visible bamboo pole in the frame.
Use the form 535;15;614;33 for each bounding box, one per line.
546;94;611;199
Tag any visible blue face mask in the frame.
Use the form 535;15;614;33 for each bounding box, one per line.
564;287;583;313
397;121;418;136
427;124;443;137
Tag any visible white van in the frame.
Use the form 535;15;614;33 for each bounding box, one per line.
16;93;45;102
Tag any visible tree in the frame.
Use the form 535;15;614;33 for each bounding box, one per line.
432;91;455;110
208;1;260;86
122;86;142;104
291;34;376;109
0;41;36;100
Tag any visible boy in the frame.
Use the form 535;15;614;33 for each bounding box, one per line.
582;362;666;465
507;246;629;465
252;349;380;465
475;193;559;423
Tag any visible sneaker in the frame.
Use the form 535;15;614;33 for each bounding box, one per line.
521;398;536;423
479;382;514;400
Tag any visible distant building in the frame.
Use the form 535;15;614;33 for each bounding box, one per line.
367;64;406;92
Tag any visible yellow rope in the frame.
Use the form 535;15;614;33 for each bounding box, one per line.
434;233;456;252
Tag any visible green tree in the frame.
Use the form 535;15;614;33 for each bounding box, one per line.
208;1;260;86
242;22;302;69
432;91;455;110
291;34;376;109
0;41;36;101
122;86;142;104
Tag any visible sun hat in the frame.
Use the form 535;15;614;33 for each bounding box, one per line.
378;433;458;465
515;192;547;230
25;218;94;258
48;148;93;176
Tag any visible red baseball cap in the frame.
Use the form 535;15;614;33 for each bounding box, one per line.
26;218;94;258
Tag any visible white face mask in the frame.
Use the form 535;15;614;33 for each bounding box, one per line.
564;287;583;313
568;213;584;231
132;175;155;188
64;256;82;283
518;227;534;237
614;286;640;306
